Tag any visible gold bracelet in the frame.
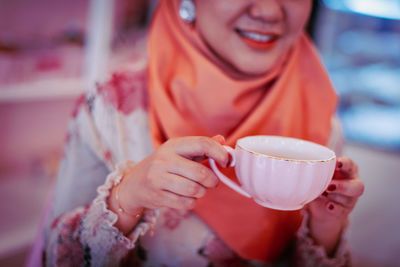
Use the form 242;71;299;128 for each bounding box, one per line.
114;183;142;218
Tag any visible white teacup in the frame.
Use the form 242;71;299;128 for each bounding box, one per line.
209;135;336;210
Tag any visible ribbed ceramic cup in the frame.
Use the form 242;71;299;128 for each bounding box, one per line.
209;135;336;210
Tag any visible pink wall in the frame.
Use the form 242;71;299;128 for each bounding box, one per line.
0;0;89;43
0;97;77;171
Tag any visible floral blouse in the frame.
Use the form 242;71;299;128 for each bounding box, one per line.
43;60;351;267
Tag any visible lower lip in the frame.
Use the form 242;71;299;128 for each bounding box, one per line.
239;34;278;50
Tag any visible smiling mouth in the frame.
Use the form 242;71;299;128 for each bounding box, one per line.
235;29;279;49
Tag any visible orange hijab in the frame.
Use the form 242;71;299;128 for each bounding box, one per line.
148;0;337;262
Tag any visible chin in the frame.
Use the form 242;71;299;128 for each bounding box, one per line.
236;63;274;77
234;53;281;77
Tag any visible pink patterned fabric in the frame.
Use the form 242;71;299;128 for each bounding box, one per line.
97;70;148;115
43;62;351;266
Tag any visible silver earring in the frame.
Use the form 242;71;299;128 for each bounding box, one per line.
179;0;196;23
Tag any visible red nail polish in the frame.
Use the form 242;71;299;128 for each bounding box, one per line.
328;204;334;210
337;162;343;168
327;184;336;191
322;191;328;197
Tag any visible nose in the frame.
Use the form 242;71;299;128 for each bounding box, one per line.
248;0;284;22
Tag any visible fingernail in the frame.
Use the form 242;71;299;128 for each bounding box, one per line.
327;184;336;191
322;191;328;197
328;203;335;210
337;162;343;168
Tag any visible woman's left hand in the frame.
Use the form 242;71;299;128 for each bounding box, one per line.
306;157;365;255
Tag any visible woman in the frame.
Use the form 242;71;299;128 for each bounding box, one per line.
44;0;364;266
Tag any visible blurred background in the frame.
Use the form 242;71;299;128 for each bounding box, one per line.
0;0;399;266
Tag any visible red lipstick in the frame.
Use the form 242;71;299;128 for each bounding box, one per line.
236;29;279;50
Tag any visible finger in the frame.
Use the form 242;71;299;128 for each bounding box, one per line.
326;178;364;197
309;197;347;216
212;135;225;145
325;192;355;209
212;135;235;166
335;157;358;178
324;201;350;218
308;196;350;219
159;190;197;210
167;154;219;188
161;173;207;198
170;136;229;167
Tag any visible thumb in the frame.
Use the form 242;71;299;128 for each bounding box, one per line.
191;135;226;164
212;134;226;145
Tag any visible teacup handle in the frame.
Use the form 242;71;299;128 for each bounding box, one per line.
208;145;251;198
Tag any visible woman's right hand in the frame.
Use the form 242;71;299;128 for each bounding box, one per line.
108;136;229;233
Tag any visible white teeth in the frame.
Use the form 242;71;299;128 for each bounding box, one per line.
238;30;274;42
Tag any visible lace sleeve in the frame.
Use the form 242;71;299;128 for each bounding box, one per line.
81;161;158;266
45;160;158;267
293;210;352;267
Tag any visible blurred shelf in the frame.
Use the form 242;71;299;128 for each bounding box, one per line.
0;77;84;102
